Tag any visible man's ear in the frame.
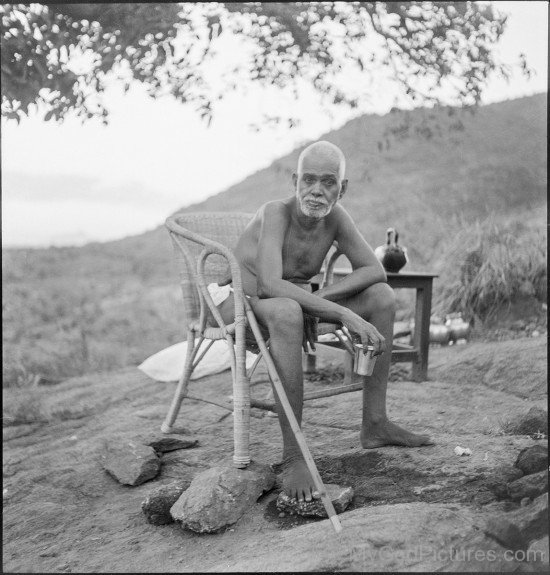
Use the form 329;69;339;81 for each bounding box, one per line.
339;179;348;199
292;173;297;189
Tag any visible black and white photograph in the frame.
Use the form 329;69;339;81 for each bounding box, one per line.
2;1;548;572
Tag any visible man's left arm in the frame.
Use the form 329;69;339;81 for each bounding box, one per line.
315;206;386;302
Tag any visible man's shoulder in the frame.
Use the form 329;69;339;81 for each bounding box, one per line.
330;202;353;225
258;199;292;219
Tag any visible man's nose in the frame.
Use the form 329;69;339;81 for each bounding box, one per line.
311;181;322;196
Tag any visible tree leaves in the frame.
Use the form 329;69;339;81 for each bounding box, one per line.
0;2;515;126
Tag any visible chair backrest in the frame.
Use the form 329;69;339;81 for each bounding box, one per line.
166;212;254;327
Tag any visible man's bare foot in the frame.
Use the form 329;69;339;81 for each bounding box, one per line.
360;419;434;449
282;456;320;502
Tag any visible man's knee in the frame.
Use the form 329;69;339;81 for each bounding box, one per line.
265;298;303;334
366;282;396;312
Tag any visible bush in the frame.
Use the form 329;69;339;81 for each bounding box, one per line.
433;213;547;322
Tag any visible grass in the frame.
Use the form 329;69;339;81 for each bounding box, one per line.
2;275;185;388
433;212;547;323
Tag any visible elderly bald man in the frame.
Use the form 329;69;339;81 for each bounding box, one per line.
216;140;433;503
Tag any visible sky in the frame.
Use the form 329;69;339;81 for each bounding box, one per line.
1;1;548;247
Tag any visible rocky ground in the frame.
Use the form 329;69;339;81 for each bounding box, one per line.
3;336;548;572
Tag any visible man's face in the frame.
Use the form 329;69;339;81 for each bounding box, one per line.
293;154;347;219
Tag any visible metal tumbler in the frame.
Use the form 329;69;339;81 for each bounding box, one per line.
353;343;376;376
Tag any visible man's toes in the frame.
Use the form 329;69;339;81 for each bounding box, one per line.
312;489;321;500
304;488;313;502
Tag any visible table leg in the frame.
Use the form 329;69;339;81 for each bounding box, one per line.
412;281;432;382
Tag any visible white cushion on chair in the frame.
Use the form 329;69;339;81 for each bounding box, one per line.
138;339;258;382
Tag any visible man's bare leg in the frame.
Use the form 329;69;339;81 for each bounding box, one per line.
218;294;318;501
338;282;434;448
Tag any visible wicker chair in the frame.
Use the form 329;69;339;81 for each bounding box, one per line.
161;212;366;531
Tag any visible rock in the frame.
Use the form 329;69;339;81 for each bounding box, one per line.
485;465;524;499
100;439;160;486
528;535;549;562
514;493;549;544
145;436;198;454
507;470;548;501
170;461;275;533
141;480;190;525
515;444;548;475
276;484;354;518
484;517;527;551
508;407;548;436
520;497;531;507
454;446;472;456
484;493;548;551
473;491;496;506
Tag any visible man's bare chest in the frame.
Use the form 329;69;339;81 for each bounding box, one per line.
281;226;335;278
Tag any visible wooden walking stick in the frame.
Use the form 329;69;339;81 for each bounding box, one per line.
244;299;343;533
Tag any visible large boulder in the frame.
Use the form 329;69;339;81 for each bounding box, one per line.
515;444;548;475
100;439;160;486
507;470;548;502
141;480;190;525
170;461;275;533
276;484;353;518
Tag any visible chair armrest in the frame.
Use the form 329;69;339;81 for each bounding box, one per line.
195;244;247;336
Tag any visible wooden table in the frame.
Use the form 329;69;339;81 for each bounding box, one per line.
310;269;438;382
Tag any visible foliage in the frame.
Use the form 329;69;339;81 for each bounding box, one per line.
1;2;515;125
433;215;547;322
2;270;184;387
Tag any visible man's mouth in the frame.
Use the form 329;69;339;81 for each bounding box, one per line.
305;199;327;208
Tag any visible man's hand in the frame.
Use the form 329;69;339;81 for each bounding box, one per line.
341;310;386;356
303;313;318;353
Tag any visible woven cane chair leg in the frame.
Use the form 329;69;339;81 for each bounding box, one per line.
225;329;251;469
161;329;196;433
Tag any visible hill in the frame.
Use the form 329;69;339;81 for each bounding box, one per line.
176;93;546;265
2;94;547;386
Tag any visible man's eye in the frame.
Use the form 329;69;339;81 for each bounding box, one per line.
322;178;336;186
304;176;315;184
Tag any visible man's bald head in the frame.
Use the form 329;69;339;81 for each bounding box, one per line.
297;140;346;180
